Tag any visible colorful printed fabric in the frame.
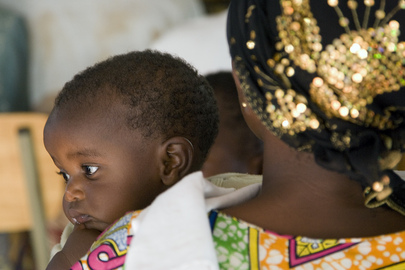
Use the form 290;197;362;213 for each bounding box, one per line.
70;211;140;270
71;209;405;270
209;210;405;270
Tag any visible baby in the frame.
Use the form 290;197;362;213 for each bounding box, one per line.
44;50;219;269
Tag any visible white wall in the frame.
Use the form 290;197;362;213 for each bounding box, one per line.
0;0;204;110
150;9;231;76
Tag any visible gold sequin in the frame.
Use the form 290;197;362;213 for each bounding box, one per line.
245;5;256;23
232;0;404;158
246;40;255;50
364;0;375;6
372;181;384;192
275;0;405;129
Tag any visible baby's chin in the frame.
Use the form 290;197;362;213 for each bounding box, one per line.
83;220;111;233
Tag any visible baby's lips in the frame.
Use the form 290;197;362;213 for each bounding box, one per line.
72;214;91;225
68;209;92;224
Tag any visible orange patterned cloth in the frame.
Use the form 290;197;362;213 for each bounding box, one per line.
210;210;405;269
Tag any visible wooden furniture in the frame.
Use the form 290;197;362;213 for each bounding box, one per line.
0;113;64;269
397;155;405;170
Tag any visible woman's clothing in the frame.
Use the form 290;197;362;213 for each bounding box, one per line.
74;210;405;270
69;172;405;270
210;210;405;269
226;0;405;214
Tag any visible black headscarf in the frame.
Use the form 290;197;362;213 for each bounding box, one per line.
227;0;405;214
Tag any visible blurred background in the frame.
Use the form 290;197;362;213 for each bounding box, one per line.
0;0;232;114
0;1;231;269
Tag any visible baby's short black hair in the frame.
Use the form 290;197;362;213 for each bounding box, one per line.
54;50;219;161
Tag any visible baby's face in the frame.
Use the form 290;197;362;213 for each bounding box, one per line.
44;107;165;232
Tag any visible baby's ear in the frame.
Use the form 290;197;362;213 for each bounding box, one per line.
159;137;194;186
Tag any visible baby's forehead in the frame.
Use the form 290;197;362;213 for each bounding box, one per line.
45;104;143;148
49;97;127;127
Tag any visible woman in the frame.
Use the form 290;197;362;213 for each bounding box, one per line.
215;0;405;268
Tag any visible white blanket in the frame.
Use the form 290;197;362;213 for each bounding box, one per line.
125;171;261;270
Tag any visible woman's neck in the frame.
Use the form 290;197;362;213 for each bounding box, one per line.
223;133;405;238
260;136;363;204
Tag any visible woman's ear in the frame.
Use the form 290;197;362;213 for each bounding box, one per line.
159;137;194;186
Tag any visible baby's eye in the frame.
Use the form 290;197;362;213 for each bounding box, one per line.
57;171;70;183
83;165;99;176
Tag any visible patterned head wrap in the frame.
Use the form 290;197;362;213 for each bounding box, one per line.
227;0;405;214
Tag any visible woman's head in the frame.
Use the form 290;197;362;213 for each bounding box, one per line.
227;0;405;213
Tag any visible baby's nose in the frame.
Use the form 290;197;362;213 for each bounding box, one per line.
64;177;85;202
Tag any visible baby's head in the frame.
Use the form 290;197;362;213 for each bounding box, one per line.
44;50;218;231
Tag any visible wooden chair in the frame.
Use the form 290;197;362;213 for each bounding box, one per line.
397;154;405;171
0;112;64;269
